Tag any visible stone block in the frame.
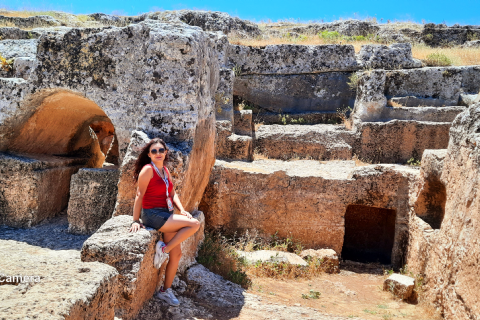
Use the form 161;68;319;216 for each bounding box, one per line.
384;67;462;107
233;110;253;136
383;274;415;300
81;215;163;320
299;249;339;273
0;240;118;320
234;72;356;113
355;120;451;164
81;212;205;319
254;124;355;161
237;250;308;266
0;153;85;228
352;70;387;125
67;167;120;235
357;43;422;70
287;20;380;37
462;40;480;48
228;44;359;75
227;134;253;161
215;68;234;122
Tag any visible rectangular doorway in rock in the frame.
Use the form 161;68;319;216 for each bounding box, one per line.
342;205;396;264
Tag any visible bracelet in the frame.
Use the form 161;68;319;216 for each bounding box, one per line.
131;220;141;226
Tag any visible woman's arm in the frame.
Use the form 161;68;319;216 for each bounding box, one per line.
171;185;193;219
129;166;153;232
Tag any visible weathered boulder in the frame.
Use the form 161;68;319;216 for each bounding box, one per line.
234;72;356;113
233;110;253;136
237;250;308;266
422;23;480;46
0;240;118;320
178;211;206;272
200;159;416;266
254;124;355;161
383;273;415;300
299;249;339;273
0;15;61;29
149;10;261;37
0;153;85;227
357;43;422;70
0;39;38;59
67;167;120;234
228;44;359;75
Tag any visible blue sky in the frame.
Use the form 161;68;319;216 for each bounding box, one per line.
4;0;480;25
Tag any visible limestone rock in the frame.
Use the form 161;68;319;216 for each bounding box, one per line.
352;70;387;125
113;131;150;217
0;153;85;227
0;240;118;320
422;23;480;47
254;124;355;161
299;249;339;273
228;44;359;75
233;110;253;136
215;68;234;121
215;121;253;161
13;57;36;80
237;250;308;266
0;27;40;40
186;264;245;308
0;15;61;29
462;40;480;48
357;43;422;70
355;121;450;164
234;72;356;113
287;19;380;37
67;167;120;235
200;159;417;266
0;39;38;59
383;273;415;300
178;210;206;272
81;215;163;320
149;10;261;37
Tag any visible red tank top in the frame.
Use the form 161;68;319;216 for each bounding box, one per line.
142;164;174;209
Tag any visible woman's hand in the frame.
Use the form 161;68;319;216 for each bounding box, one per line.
129;221;145;233
180;210;193;219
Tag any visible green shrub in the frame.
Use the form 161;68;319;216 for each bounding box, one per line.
319;30;341;40
423;52;453;66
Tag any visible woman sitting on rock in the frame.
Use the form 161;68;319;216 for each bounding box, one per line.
129;138;200;307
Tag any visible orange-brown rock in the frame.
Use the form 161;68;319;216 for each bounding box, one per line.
200;159;418;267
407;104;480;319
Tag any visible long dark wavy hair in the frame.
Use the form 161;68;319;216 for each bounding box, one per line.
133;138;169;182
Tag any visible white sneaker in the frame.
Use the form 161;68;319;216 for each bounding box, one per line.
156;287;180;306
154;241;169;269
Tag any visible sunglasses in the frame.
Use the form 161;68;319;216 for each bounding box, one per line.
150;148;165;155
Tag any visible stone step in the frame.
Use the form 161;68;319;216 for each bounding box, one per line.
253;120;451;163
254;124;356;161
199;158;419;267
382;105;466;122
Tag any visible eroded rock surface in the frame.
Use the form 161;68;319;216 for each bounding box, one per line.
0;240;118;320
357;43;422;70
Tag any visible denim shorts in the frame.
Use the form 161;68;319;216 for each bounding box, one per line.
141;207;173;230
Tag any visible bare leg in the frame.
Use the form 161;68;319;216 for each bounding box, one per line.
162;232;181;289
159;214;200;253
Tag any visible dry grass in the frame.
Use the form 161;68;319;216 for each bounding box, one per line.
387;100;404;108
0;9;59;18
353;154;373;166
